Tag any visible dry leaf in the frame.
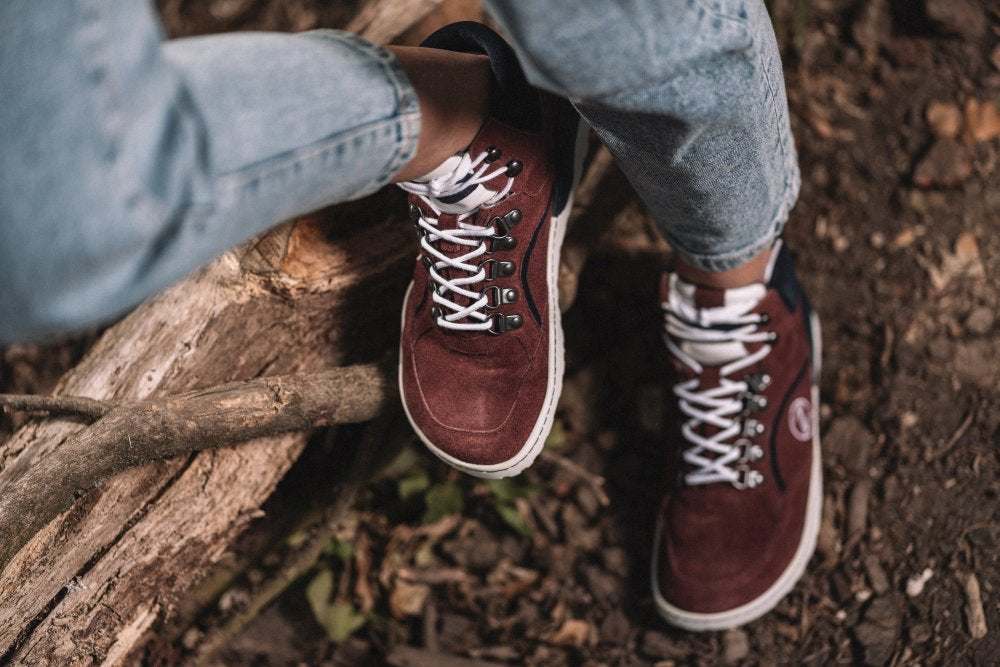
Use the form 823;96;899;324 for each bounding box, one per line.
890;228;918;250
926;101;962;138
389;580;430;618
920;231;985;291
963;98;1000;143
549;618;592;647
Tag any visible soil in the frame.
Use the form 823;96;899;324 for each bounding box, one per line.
3;0;998;665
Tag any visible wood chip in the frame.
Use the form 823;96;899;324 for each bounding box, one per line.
549;618;591;647
863;555;891;595
964;99;1000;143
723;628;750;664
389;580;430;618
913;138;973;188
847;478;873;541
961;572;988;639
926;101;963;138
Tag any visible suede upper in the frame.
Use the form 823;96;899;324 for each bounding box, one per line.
655;251;819;616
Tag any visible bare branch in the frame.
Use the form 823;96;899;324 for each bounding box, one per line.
0;394;111;420
0;364;390;570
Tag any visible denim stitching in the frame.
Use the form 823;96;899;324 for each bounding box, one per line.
212;31;421;196
745;3;799;256
214;116;410;193
669;0;800;271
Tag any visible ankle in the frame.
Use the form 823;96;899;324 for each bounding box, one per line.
674;245;773;290
389;46;492;183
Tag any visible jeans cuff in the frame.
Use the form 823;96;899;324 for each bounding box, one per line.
669;166;801;272
303;30;421;190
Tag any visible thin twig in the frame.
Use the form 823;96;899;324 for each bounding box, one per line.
0;394;111;420
539;450;610;507
927;409;975;462
0;365;391;571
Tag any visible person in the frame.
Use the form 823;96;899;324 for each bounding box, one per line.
0;1;820;631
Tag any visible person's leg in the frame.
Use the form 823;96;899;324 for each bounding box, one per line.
480;0;818;631
388;47;491;182
482;0;800;279
0;0;491;343
394;22;588;479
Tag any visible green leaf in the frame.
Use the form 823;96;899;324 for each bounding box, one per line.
322;538;354;562
379;445;421;479
397;468;430;500
305;568;334;623
544;420;566;449
321;602;368;643
285;530;309;549
495;502;533;538
422;481;464;524
486;477;538;503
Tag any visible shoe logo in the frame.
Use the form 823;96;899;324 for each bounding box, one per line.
788;396;813;442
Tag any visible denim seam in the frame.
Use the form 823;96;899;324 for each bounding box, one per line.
667;1;799;272
304;29;421;176
745;3;798;257
213;116;413;194
211;31;420;197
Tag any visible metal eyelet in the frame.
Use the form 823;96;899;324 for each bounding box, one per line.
747;373;772;393
479;259;516;280
743;419;765;437
489;235;517;252
430;306;443;319
506;159;523;176
488;312;523;335
767;332;779;343
485;146;502;163
481;286;518;309
736;438;764;463
492;209;522;237
408;203;421;222
741;392;768;413
733;467;765;489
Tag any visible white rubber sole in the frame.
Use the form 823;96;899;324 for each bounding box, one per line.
399;118;590;479
652;310;824;631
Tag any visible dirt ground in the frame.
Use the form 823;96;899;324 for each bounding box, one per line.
2;0;998;665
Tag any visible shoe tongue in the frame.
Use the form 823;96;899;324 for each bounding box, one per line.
414;155;499;216
673;277;767;366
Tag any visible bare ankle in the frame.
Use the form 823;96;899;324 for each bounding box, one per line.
389;46;492;183
674;245;773;289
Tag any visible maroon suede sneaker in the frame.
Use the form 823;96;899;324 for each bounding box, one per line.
397;23;587;478
652;241;822;631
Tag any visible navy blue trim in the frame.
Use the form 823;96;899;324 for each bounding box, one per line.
420;22;540;132
436;183;479;205
768;358;810;493
519;190;553;326
414;280;428;314
769;243;801;313
552;100;581;217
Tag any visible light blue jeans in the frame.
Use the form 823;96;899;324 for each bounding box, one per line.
0;0;798;343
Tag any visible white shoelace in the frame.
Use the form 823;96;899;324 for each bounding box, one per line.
663;286;774;488
399;151;516;331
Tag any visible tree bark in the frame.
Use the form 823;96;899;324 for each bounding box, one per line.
0;365;391;570
0;189;415;664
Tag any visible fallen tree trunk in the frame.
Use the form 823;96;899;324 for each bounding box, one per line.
0;191;416;663
0;141;618;662
0;365;390;570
